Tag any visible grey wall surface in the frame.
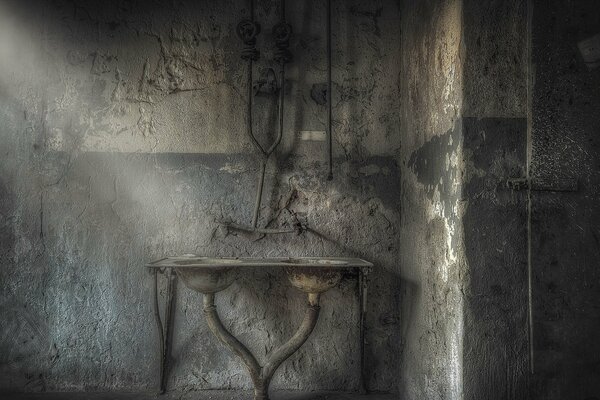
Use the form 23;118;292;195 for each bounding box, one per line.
400;1;465;398
400;0;530;399
531;1;600;398
0;0;402;393
401;0;600;399
461;1;529;398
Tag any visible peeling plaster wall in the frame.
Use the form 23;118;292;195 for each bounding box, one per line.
399;1;465;399
400;0;530;399
0;0;402;393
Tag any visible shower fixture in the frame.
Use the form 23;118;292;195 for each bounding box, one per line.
219;0;294;235
222;0;334;235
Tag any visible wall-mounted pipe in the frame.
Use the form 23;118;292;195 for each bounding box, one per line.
327;0;333;180
226;0;295;235
203;291;320;400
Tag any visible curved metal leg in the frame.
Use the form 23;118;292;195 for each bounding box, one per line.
152;268;177;394
152;269;165;393
202;292;321;400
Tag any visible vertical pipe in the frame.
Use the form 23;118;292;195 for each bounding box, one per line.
246;0;255;155
152;269;165;394
161;269;176;393
526;0;535;377
247;0;262;230
326;0;333;180
252;161;267;228
358;270;368;393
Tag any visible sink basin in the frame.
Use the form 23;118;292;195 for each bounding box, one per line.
286;266;342;293
174;257;243;266
146;256;372;294
282;258;348;265
165;257;242;294
146;255;373;400
176;266;238;294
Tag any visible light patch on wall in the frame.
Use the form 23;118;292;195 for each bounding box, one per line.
437;0;463;123
448;299;464;398
219;163;246;174
299;130;327;141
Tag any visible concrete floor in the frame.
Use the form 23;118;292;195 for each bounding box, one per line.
0;391;396;400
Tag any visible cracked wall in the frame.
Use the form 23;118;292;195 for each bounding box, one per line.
0;0;402;393
400;1;465;398
400;0;529;399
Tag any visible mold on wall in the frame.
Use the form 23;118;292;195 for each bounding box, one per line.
0;0;402;393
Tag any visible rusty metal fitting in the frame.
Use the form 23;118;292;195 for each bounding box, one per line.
237;19;261;43
272;22;292;64
272;21;292;44
237;19;261;61
241;47;260;61
274;48;292;64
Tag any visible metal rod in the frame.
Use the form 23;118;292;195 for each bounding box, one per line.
266;66;285;156
203;293;262;380
161;269;176;393
246;64;267;156
152;269;165;394
358;269;368;393
261;294;320;383
326;0;333;180
244;0;267;156
252;161;267;228
250;0;287;228
230;0;291;233
221;221;297;234
526;0;535;377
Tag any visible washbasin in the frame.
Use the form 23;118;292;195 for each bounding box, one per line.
146;255;372;400
147;256;371;295
155;256;243;293
174;257;244;266
282;258;348;265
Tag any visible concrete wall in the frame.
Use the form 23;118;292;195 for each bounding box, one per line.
0;0;402;393
461;0;529;398
400;0;529;398
401;0;600;398
531;1;600;398
399;0;465;398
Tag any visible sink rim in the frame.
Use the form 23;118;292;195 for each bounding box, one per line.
146;256;373;270
173;257;244;266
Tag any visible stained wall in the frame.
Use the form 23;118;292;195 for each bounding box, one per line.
400;0;530;398
531;1;600;398
0;0;402;393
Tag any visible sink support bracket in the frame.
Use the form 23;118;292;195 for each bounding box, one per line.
152;267;177;394
203;292;321;400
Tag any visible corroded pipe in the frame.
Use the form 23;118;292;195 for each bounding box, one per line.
261;293;320;382
202;292;321;400
152;269;165;393
203;293;261;378
251;160;267;228
326;0;333;180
